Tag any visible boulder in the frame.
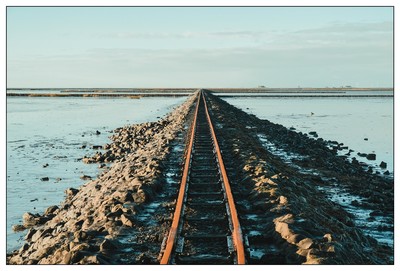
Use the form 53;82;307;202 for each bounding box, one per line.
22;212;40;227
323;233;333;242
99;239;117;251
12;224;26;232
65;188;79;198
120;214;134;227
366;153;376;160
79;254;110;264
132;189;148;203
25;228;37;240
44;205;59;216
298;238;314;249
80;175;92;181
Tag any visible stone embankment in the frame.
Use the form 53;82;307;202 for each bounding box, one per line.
7;90;393;264
204;93;393;264
7;92;198;264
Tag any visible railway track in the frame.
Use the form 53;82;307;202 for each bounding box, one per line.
159;90;246;264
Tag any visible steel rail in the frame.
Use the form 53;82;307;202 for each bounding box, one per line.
160;90;246;264
160;91;201;264
201;92;246;264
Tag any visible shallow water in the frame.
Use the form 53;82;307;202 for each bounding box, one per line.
257;133;393;247
224;96;393;173
215;90;393;96
6;96;186;252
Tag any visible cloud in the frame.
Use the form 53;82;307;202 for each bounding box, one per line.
295;21;392;35
7;40;393;88
100;30;268;40
7;21;393;88
97;20;392;53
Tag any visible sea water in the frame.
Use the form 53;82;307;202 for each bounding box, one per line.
6;96;186;252
223;95;393;173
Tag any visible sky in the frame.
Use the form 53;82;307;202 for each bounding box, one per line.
6;6;394;88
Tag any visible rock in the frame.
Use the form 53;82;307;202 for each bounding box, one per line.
79;254;110;264
287;234;304;244
106;209;123;218
22;212;39;227
40;177;49;181
366;153;376;160
114;191;134;203
100;239;117;251
357;153;367;158
92;145;102;150
350;200;359;206
80;175;92;181
96;130;101;135
65;187;79;198
136;252;152;264
369;210;384;217
73;230;88;242
323;233;333;242
298;238;314;249
25;228;37;240
31;229;43;242
379;161;387;169
296;248;310;257
12;224;26;232
364;138;368;141
63;252;72;264
19;243;29;254
279;195;288;205
42;163;49;168
120;214;134;227
70;243;89;253
63;250;89;264
44;205;59;216
383;170;390;175
133;189;148;203
309;131;318;137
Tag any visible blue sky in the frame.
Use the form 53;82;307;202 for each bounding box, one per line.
7;7;393;88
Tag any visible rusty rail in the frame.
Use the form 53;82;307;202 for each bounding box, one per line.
160;91;201;264
159;90;246;264
202;92;246;264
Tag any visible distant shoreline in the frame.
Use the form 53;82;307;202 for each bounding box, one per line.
6;93;188;98
6;87;394;98
6;87;394;93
